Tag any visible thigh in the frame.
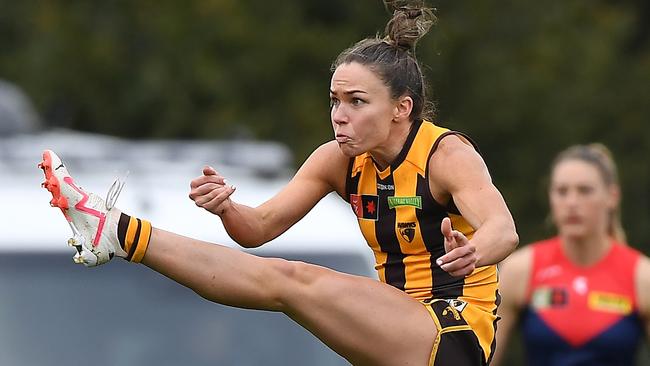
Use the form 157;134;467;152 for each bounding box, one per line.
277;260;437;366
424;299;487;366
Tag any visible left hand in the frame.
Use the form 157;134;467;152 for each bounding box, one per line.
189;166;236;216
436;217;477;277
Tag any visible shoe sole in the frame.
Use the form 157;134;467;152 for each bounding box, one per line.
39;150;70;211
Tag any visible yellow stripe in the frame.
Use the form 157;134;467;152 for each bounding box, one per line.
449;213;475;239
424;303;442;366
125;216;139;252
131;220;152;263
393;166;429;295
458;293;498;363
403;121;442;175
439;325;473;334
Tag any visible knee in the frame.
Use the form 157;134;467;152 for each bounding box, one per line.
266;258;321;287
263;258;323;309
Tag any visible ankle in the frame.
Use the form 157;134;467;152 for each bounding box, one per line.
116;212;152;263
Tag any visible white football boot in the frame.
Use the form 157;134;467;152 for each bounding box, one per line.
39;149;127;267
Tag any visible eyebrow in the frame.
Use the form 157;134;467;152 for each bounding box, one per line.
329;89;368;95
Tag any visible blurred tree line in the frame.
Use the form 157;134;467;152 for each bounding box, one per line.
1;0;649;249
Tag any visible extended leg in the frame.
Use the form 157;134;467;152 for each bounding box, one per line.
144;229;437;366
39;150;438;366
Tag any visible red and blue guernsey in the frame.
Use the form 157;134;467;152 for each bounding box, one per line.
521;237;644;366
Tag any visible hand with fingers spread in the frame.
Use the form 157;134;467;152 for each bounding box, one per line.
436;217;477;277
189;166;236;216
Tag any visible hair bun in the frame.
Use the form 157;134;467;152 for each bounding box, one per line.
383;1;436;51
404;8;423;18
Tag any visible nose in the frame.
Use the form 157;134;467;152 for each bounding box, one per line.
564;190;580;206
331;104;348;125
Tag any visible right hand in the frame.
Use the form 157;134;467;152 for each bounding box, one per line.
189;166;236;216
436;217;477;277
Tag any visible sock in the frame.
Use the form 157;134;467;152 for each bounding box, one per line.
116;213;152;263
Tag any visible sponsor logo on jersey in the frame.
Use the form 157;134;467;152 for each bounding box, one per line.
532;287;568;309
588;292;633;315
572;276;588;296
387;196;422;209
350;194;379;221
397;222;417;242
377;183;394;191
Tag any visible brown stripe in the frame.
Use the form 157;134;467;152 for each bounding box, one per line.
117;213;130;250
418;145;464;299
486;289;501;365
375;174;406;291
388;119;422;171
431;131;481;156
344;157;357;201
126;218;142;261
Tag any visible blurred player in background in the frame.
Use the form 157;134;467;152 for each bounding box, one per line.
493;143;650;366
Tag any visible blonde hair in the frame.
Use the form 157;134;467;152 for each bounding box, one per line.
552;143;626;243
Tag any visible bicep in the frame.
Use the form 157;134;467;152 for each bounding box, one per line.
429;137;513;230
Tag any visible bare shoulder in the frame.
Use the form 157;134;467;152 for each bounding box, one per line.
635;254;650;276
501;245;533;272
635;255;650;315
305;141;349;173
429;133;482;167
428;133;489;191
299;140;350;196
311;140;348;160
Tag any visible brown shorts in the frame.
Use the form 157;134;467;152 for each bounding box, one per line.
423;298;495;366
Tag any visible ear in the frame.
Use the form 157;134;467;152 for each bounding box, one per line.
607;184;621;210
393;95;414;121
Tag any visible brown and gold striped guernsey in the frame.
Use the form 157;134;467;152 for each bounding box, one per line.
345;120;499;307
345;120;500;362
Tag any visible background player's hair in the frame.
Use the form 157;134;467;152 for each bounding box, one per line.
331;0;436;123
552;143;627;243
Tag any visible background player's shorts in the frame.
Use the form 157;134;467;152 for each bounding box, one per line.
423;298;495;366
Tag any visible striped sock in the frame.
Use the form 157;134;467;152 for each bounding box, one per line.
117;213;152;263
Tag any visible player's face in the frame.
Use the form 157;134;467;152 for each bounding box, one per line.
549;160;618;242
329;62;396;157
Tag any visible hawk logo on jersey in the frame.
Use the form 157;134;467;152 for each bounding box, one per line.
397;222;416;242
350;194;379;221
442;305;461;320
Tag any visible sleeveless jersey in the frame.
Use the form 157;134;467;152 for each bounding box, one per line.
345;121;500;362
522;237;643;366
344;120;499;304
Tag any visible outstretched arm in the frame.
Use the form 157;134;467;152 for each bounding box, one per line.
430;135;518;275
189;141;348;247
